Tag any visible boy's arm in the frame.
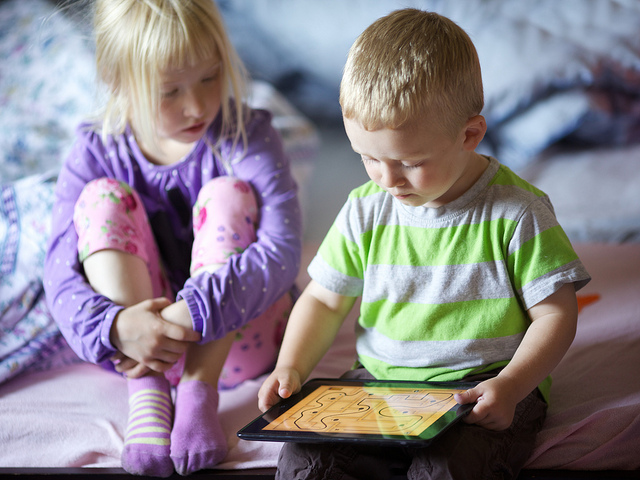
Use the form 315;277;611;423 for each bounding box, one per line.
258;280;356;412
455;282;578;430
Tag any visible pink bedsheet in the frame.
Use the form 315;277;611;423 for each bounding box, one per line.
0;243;638;470
525;243;640;469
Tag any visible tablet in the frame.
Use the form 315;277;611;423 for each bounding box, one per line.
238;377;478;446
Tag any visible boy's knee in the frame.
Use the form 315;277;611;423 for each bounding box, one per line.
277;443;397;480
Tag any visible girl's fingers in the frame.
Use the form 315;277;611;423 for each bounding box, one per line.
124;363;151;379
162;321;202;343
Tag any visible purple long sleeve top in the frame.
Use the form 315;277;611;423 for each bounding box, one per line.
43;108;302;365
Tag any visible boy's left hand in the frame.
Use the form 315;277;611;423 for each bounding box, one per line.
454;376;520;431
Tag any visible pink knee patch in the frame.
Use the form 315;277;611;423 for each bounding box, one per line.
191;177;258;275
73;178;168;299
74;178;151;262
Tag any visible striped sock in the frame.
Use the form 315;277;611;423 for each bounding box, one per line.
121;375;174;477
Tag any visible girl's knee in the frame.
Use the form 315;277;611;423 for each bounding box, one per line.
191;176;259;275
76;178;142;219
194;177;258;232
197;176;257;208
74;178;151;263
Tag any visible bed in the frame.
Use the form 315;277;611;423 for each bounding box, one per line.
1;0;640;479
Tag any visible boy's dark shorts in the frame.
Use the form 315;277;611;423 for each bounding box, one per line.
275;368;547;480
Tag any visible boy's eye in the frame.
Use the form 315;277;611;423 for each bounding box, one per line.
402;162;423;169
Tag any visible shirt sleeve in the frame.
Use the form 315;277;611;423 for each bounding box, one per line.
307;195;366;298
43;131;123;365
507;195;591;310
177;110;303;343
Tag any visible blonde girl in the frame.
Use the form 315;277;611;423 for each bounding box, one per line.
44;0;301;476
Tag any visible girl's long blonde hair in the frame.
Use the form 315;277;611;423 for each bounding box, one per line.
93;0;248;167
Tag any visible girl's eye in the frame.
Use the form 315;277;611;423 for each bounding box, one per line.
203;67;221;83
162;88;178;99
202;74;219;83
361;155;376;163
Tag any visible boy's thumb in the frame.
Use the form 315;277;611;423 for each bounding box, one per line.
454;388;477;405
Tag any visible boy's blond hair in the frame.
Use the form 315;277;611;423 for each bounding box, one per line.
340;9;483;137
93;0;248;165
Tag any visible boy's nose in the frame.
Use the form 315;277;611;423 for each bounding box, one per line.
381;165;405;189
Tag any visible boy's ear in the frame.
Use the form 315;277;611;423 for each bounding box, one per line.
462;115;487;151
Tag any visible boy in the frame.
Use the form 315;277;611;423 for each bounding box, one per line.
258;9;590;480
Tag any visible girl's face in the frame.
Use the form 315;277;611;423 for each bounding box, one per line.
153;56;223;163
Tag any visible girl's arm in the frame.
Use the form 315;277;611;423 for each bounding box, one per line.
455;282;578;430
43;139;125;365
258;280;357;412
178;110;303;342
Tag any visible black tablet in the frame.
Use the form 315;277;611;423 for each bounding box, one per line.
238;377;477;446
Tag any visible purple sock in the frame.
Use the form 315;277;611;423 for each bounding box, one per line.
170;380;228;475
121;375;174;477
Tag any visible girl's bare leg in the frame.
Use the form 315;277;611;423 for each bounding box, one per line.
83;249;154;306
159;277;234;475
84;250;175;477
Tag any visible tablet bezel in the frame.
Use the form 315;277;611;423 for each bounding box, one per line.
238;377;478;446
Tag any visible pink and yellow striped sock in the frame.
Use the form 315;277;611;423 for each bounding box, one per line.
121;375;174;477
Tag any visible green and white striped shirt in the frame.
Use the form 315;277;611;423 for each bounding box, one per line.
308;157;590;400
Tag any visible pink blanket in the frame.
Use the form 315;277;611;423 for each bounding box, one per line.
525;243;640;469
0;243;638;470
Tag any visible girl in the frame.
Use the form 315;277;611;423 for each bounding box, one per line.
43;0;301;476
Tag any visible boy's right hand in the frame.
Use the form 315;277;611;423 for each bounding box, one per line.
258;367;302;412
109;297;201;373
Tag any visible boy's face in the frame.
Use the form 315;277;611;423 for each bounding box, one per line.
344;116;486;208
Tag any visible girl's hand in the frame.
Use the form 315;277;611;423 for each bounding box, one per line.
454;376;520;431
258;367;302;412
110;298;201;373
110;351;150;378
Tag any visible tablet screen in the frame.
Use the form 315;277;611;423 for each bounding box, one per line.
238;378;477;446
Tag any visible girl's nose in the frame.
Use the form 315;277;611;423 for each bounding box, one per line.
183;89;205;118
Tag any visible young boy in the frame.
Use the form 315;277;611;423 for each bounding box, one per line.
258;9;590;480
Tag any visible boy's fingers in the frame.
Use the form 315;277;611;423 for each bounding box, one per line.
278;382;293;400
455;388;477;405
258;388;275;412
258;376;288;412
258;392;277;413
